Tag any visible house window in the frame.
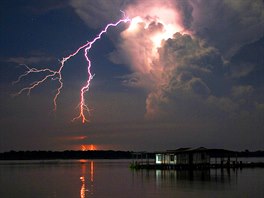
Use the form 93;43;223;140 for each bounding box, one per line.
157;154;162;161
170;155;174;162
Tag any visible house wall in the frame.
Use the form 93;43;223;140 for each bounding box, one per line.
165;154;177;164
193;152;210;164
155;154;177;164
156;152;210;165
175;152;210;165
177;153;189;164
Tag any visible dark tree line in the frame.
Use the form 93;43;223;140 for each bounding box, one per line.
0;150;133;160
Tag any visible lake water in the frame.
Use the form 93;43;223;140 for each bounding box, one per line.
0;160;264;198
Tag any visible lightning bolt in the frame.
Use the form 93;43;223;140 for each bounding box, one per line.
14;12;130;123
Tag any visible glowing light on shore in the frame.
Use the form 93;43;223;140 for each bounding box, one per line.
81;144;96;151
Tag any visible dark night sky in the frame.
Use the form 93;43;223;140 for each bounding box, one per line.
0;0;263;152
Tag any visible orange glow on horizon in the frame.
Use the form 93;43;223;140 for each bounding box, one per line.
81;144;97;151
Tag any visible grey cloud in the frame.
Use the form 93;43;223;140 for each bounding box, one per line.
6;56;54;65
231;85;254;106
146;33;228;118
256;102;264;111
145;30;263;133
188;77;211;96
231;85;254;98
159;33;225;94
189;0;264;57
229;37;264;87
24;0;68;14
173;0;194;29
69;0;131;28
145;31;263;123
230;62;256;78
119;72;156;90
147;21;164;33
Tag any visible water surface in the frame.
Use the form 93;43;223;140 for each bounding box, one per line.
0;160;263;198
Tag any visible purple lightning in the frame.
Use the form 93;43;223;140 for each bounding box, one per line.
14;13;130;123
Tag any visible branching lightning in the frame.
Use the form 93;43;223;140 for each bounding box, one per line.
14;12;130;123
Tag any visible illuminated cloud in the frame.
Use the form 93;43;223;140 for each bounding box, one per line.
110;0;190;91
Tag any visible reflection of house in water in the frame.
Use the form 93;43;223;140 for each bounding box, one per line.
156;147;210;167
155;169;211;182
154;168;236;187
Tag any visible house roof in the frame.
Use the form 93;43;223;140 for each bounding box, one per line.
156;147;236;157
166;147;208;154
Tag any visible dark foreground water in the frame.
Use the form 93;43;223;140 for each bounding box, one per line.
0;160;264;198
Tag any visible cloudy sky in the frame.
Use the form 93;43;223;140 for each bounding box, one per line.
0;0;263;152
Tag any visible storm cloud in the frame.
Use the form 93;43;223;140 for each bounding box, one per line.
69;1;264;143
1;0;263;151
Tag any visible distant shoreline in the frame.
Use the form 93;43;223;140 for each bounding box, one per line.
1;150;264;160
0;150;133;160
